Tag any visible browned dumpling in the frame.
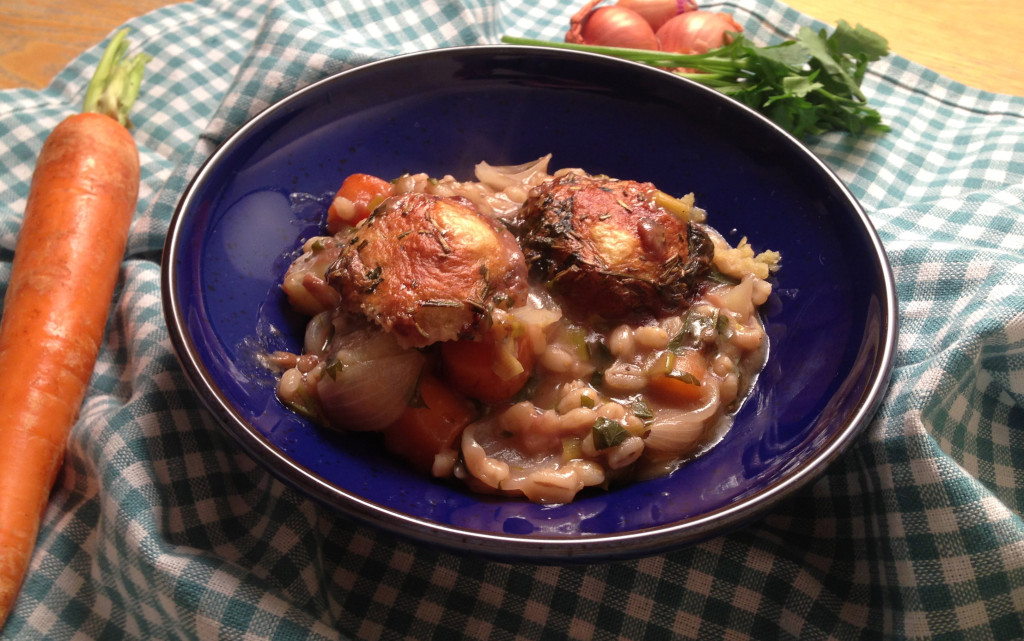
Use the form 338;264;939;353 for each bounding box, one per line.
326;192;529;348
517;172;713;323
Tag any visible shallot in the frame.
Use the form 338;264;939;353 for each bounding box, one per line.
314;329;426;432
566;0;659;50
656;10;743;54
617;0;697;32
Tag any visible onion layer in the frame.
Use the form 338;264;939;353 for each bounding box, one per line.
474;154;552;191
643;383;721;454
316;330;426;431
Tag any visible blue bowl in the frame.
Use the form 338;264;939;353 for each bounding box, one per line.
162;45;897;561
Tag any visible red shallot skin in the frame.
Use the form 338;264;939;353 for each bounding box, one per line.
566;0;659;50
616;0;698;32
516;172;713;323
325;192;529;348
656;10;743;54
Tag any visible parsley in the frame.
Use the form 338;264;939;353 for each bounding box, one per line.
502;20;890;139
666;371;701;386
669;307;719;352
592;416;630;450
630;398;654;421
324;359;345;380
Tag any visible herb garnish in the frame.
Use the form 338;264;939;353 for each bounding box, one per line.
502;20;890;139
669;307;720;351
630;398;654;421
364;265;384;293
592;416;630;450
324;359;345;380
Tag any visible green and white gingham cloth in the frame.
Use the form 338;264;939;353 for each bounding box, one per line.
2;0;1023;638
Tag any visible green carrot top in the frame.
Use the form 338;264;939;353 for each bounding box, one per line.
82;28;151;128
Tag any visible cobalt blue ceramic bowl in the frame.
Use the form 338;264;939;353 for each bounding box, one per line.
162;45;898;562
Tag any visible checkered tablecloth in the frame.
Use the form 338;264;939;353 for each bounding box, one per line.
2;0;1023;638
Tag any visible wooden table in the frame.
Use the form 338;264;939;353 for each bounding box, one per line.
1;0;1023;96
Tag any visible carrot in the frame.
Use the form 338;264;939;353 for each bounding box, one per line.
647;349;708;404
326;173;394;233
0;29;149;629
384;375;477;474
440;335;535;404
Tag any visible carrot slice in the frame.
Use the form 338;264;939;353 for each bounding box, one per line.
0;29;149;628
440;335;534;404
326;173;394;232
647;349;708;404
384;375;477;474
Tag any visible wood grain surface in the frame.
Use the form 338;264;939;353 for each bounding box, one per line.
1;0;1022;96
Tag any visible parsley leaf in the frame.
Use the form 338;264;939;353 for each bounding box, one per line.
592;416;630;450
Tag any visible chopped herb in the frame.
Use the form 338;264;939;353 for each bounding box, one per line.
364;265;384;293
580;394;596;409
425;214;451;253
511;375;540;403
716;314;734;340
324;359;345;380
421;299;464;308
592;416;630;450
285;384;322;422
561;325;590;360
586;336;614;369
667;327;689;352
669;307;719;352
435;232;452;254
478;265;493;300
285;398;319;422
562;436;583;461
631;398;654;421
666;371;701;386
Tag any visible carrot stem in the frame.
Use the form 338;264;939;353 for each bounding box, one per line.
82;28;151;127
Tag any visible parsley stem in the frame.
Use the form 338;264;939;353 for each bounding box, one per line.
501;21;891;140
501;36;744;70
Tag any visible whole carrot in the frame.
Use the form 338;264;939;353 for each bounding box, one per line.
0;29;149;629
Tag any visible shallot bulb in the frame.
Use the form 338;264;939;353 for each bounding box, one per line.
656;10;743;54
616;0;698;32
566;0;659;50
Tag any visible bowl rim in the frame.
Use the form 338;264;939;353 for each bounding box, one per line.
161;44;899;561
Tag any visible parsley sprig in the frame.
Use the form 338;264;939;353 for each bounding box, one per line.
502;20;890;140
